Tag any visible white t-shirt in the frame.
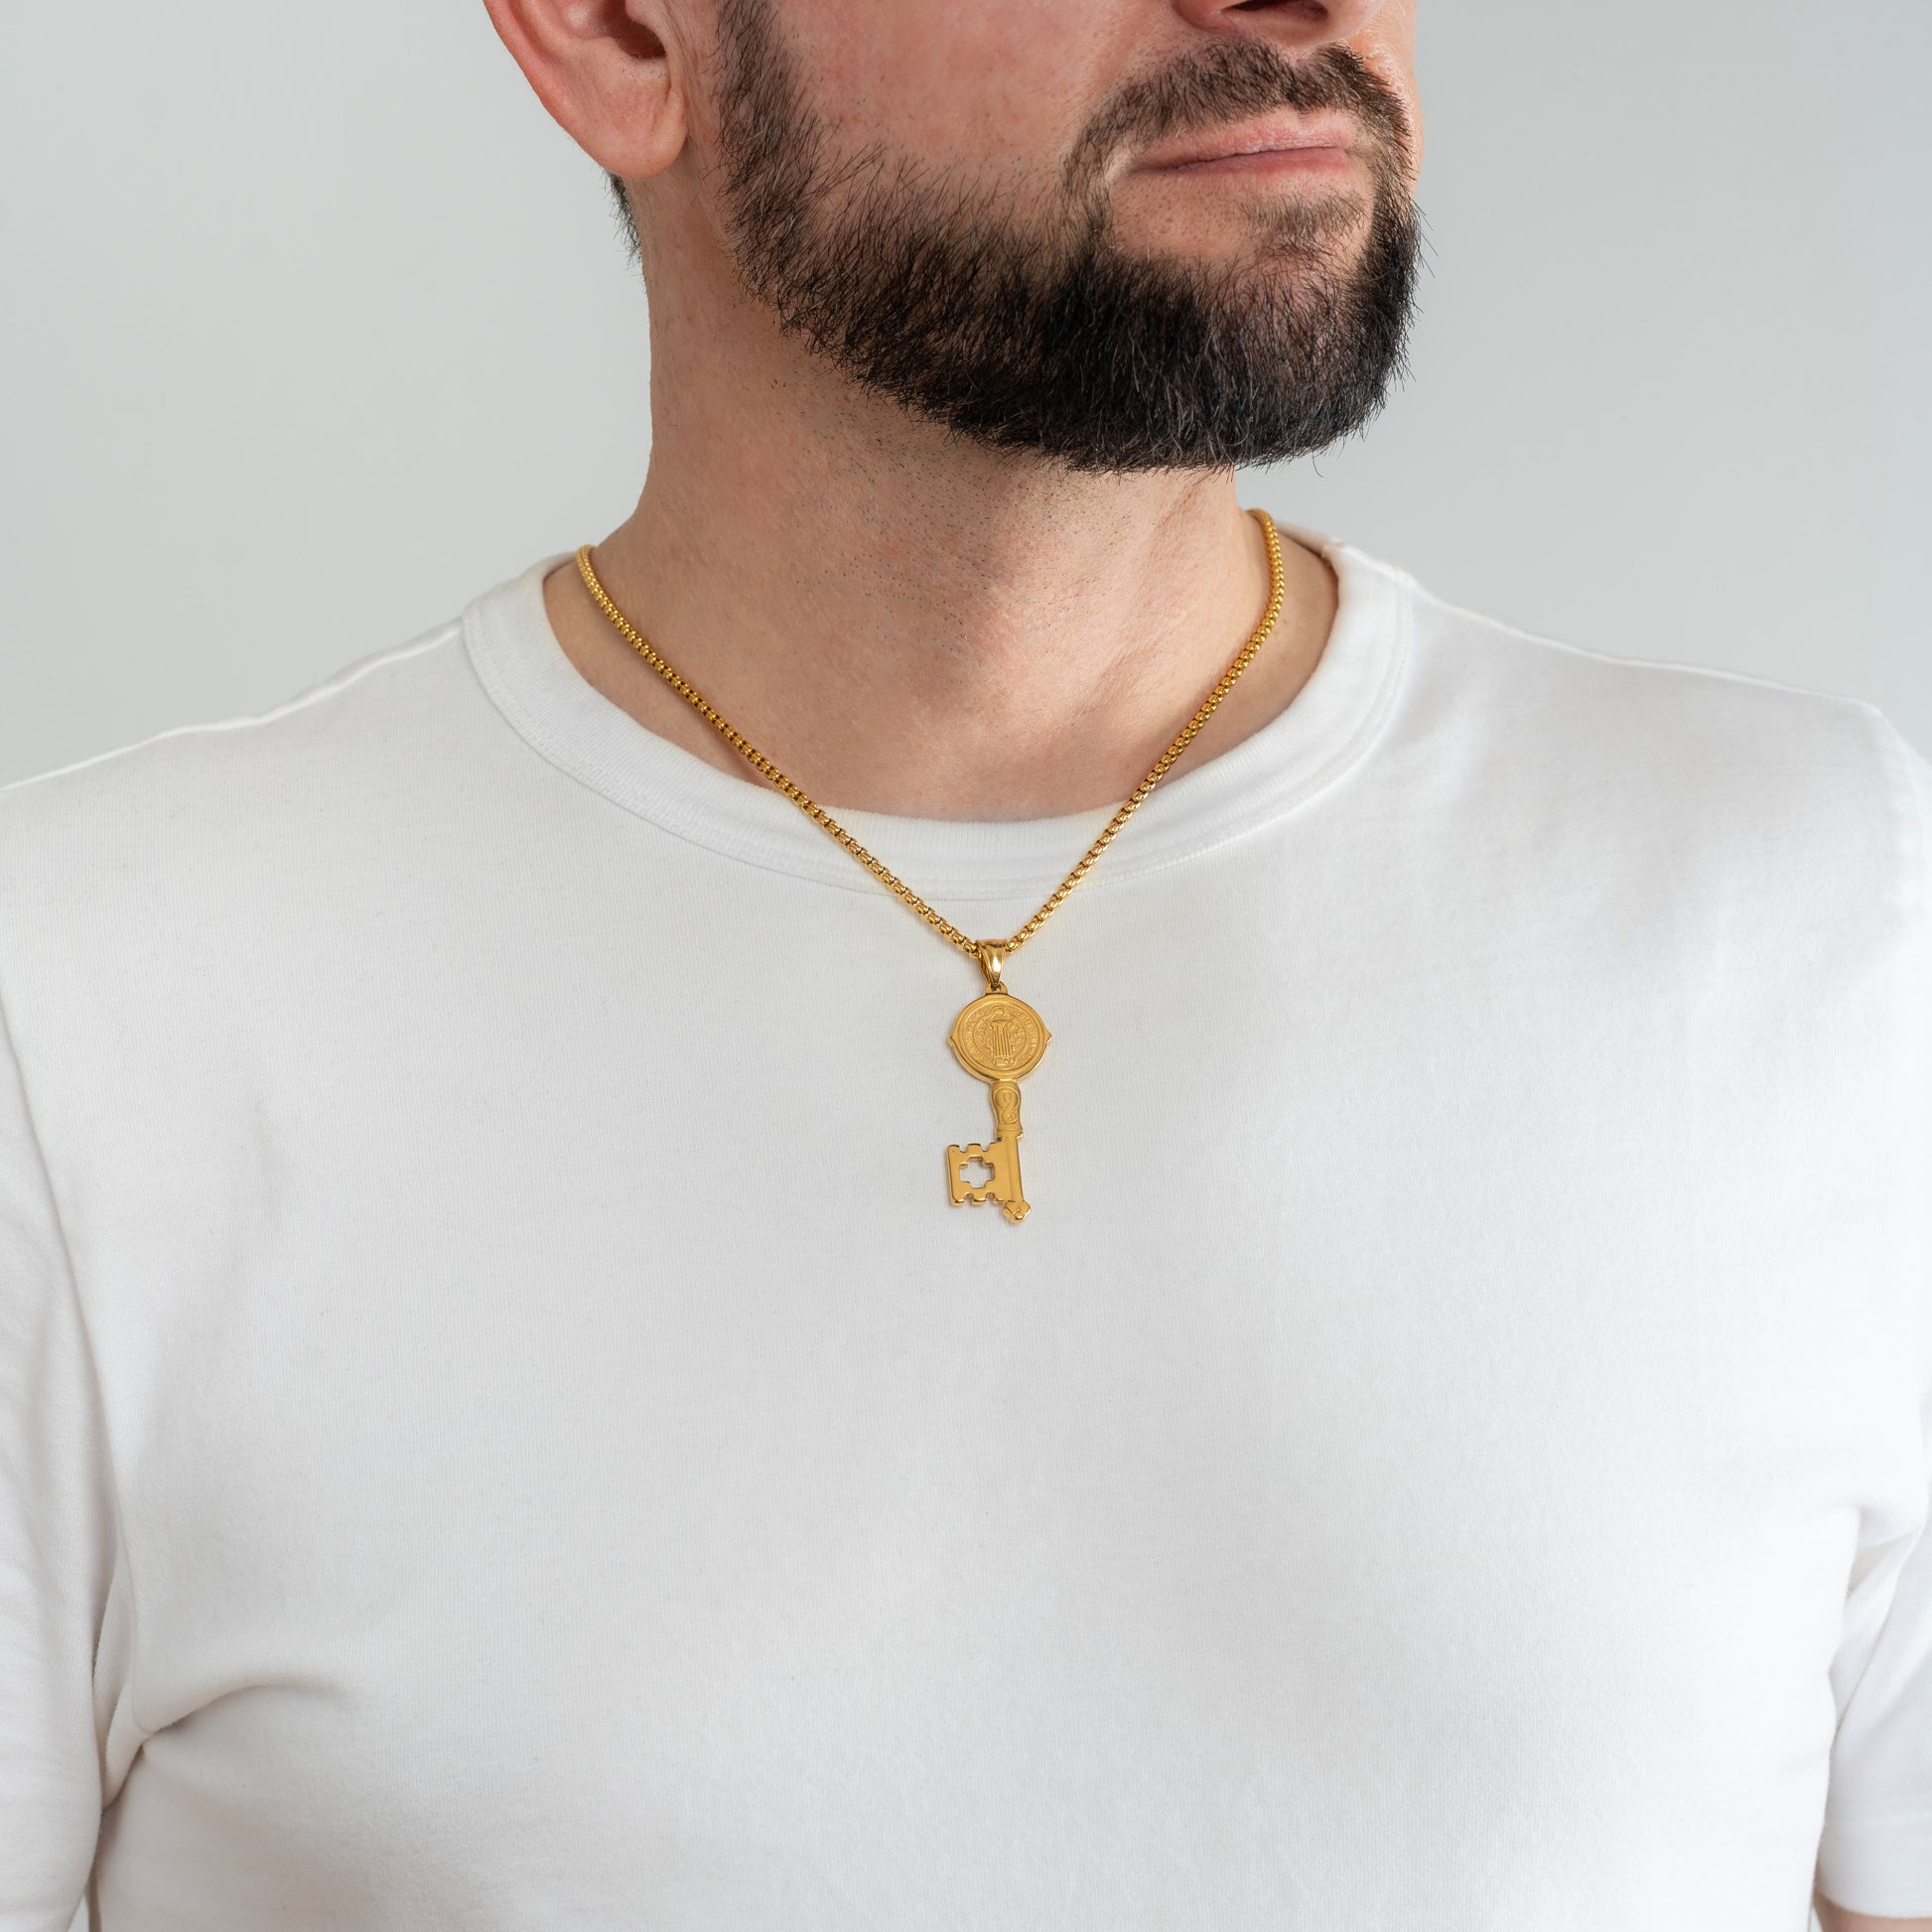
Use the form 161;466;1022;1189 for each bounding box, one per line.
2;528;1928;1930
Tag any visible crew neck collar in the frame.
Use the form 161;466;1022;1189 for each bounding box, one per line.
462;523;1411;906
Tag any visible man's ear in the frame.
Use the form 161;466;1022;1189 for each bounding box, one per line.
481;0;689;183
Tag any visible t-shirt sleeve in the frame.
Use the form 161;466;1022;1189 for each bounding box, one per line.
0;988;113;1928
1812;726;1932;1917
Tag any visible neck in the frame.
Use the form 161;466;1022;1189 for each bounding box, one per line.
542;292;1337;822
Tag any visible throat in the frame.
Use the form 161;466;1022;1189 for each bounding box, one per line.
542;503;1335;823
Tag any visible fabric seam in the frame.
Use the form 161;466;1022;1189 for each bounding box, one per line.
1408;578;1892;708
0;626;459;803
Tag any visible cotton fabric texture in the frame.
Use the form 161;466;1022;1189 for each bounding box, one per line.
2;528;1928;1928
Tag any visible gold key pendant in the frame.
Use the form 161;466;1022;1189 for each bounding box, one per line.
945;944;1050;1225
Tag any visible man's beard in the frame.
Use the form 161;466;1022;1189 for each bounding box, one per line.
708;0;1423;476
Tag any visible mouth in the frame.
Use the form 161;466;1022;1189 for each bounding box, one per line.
1130;110;1362;178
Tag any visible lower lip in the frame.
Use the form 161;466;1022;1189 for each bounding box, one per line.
1153;145;1355;178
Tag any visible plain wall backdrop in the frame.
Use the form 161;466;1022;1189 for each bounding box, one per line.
2;4;1929;787
4;9;1926;1927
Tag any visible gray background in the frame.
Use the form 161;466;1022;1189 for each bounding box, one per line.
2;3;1928;787
5;7;1921;1924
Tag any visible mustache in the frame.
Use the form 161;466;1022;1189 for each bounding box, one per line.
1065;39;1416;193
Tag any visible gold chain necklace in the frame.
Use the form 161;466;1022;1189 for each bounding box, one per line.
576;506;1287;1225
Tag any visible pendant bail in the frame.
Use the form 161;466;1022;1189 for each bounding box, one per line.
976;942;1007;992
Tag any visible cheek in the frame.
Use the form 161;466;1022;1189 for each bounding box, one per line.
782;0;1121;175
1370;0;1419;67
1351;12;1422;174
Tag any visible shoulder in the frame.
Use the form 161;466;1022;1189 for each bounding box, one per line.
1;617;467;833
0;609;512;1004
0;602;504;887
1338;541;1928;882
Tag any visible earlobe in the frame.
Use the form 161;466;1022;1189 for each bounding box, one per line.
482;0;689;184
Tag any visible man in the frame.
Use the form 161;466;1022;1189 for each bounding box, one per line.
1;0;1926;1924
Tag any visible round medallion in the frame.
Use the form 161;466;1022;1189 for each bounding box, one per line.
949;992;1050;1083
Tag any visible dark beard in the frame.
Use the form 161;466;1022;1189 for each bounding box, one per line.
709;0;1423;476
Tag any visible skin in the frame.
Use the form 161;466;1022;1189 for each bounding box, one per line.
1818;1902;1932;1932
483;6;1932;1922
485;0;1416;818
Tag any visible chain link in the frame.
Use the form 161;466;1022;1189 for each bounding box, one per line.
575;507;1287;971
